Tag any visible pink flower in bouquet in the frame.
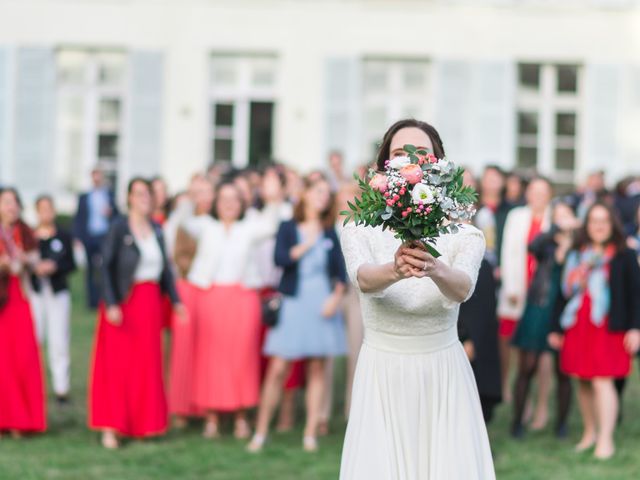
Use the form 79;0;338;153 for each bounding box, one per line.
427;153;438;164
369;173;389;193
399;164;423;185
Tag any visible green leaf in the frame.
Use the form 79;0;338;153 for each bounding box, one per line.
403;144;417;154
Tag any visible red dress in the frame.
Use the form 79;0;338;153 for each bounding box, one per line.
0;276;46;432
560;291;631;379
89;282;168;437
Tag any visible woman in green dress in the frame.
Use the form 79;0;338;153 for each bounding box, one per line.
511;200;579;438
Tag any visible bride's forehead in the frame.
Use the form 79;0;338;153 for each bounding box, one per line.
389;128;433;151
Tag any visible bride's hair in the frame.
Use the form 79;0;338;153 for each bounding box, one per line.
375;119;446;171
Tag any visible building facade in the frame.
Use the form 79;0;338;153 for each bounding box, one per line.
0;0;639;210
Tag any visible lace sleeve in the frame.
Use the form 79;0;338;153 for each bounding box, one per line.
441;225;486;308
339;223;385;297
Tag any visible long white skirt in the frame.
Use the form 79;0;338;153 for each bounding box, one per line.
340;327;496;480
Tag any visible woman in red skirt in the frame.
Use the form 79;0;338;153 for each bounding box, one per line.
174;179;281;439
549;202;640;460
89;178;182;449
0;187;46;437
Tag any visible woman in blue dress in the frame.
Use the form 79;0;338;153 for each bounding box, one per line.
248;176;347;453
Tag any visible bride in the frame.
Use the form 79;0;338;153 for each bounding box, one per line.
339;119;495;480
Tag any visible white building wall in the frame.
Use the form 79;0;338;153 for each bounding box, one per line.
0;0;638;208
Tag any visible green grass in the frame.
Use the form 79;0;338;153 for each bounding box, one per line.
1;274;639;479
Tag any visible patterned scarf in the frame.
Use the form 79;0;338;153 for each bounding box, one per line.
559;245;616;330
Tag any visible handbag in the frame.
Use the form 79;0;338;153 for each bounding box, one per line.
261;291;282;328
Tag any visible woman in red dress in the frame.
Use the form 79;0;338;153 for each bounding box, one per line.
0;187;46;436
549;202;640;460
89;178;183;449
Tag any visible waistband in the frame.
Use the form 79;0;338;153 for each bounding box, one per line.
363;326;459;354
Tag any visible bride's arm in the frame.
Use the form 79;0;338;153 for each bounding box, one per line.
340;224;417;295
357;247;416;293
401;229;486;304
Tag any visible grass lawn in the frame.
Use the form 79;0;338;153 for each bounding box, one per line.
1;274;639;480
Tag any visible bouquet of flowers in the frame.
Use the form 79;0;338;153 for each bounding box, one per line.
341;144;477;258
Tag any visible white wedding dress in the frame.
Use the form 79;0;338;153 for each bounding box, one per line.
339;223;496;480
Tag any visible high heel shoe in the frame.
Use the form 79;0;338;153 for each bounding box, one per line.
246;434;266;453
202;420;220;439
101;431;119;450
594;444;615;460
574;436;596;453
303;436;318;452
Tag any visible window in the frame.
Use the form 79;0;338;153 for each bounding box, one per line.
361;58;431;161
209;54;277;168
516;63;582;184
55;48;126;191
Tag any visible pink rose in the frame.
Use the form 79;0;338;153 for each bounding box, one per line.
399;164;423;185
369;173;388;193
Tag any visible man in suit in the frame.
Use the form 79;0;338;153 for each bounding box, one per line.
72;168;119;309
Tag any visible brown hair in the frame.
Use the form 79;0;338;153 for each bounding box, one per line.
126;177;152;210
375;119;446;171
211;180;246;221
573;201;626;252
293;177;336;230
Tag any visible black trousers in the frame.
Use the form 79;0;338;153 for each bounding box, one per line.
83;235;105;309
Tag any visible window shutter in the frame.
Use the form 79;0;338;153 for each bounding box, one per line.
469;61;516;171
324;57;361;168
13;47;55;199
123;50;164;180
581;64;623;181
0;47;10;184
433;60;473;165
433;60;515;172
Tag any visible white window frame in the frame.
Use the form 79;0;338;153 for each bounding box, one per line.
55;48;127;194
516;63;583;184
208;54;277;169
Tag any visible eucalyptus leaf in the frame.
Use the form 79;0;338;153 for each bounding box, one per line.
403;144;417;154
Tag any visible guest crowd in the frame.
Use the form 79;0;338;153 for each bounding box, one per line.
1;152;640;461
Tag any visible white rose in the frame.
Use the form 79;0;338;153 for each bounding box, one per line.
411;183;436;205
388;155;410;169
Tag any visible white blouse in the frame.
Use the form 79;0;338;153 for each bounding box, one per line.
173;202;282;289
133;233;164;282
252;202;294;289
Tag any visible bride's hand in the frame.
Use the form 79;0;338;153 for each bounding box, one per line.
394;245;420;280
400;243;439;278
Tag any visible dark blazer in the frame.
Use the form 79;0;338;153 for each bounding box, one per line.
30;225;77;293
551;247;640;333
101;216;179;307
458;258;502;403
73;189;119;244
274;220;346;297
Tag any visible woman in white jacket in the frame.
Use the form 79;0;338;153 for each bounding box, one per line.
173;179;282;439
497;177;552;419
